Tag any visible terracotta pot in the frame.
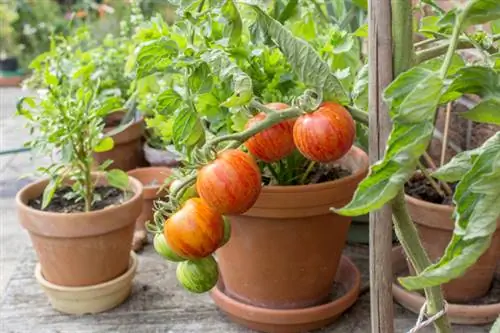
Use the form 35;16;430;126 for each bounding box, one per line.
127;167;172;231
216;147;369;309
405;195;500;303
16;174;143;287
94;111;145;171
143;142;181;167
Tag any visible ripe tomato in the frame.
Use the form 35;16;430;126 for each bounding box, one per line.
293;102;355;163
197;149;261;215
165;198;224;259
244;103;296;162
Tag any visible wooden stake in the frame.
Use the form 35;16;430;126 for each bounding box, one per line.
368;0;394;332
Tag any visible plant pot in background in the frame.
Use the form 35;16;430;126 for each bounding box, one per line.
212;146;368;330
0;57;24;87
0;57;19;72
405;194;500;303
143;142;181;167
94;111;145;171
127;167;172;251
16;174;143;287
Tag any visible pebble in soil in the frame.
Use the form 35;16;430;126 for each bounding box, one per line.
28;186;126;213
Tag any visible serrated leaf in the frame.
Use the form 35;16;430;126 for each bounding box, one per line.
433;132;500;182
107;169;129;191
201;49;253;107
172;108;205;150
463;0;500;28
461;98;500;125
188;62;213;95
221;0;242;45
94;137;114;153
443;66;500;100
336;67;443;216
136;38;178;78
42;178;59;209
400;133;500;290
249;5;349;104
157;89;182;115
352;64;368;111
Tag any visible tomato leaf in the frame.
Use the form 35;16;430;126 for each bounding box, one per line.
136;38;179;78
400;133;500;290
94;137;114;153
277;0;298;23
248;4;349;104
201;49;253;107
188;62;213;95
461;98;500;125
221;0;242;45
463;0;500;28
172;108;205;150
157;89;182;115
107;169;129;191
336;67;443;216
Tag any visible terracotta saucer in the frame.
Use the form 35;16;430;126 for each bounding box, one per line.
210;255;361;333
392;246;500;325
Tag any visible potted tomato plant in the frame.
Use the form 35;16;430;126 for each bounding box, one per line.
15;71;143;315
133;2;370;332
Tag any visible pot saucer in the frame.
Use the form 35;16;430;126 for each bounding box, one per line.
35;251;138;315
210;255;361;333
392;246;500;325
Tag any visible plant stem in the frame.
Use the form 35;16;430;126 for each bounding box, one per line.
391;0;414;76
440;103;452;167
347;105;369;125
266;164;280;184
417;161;444;197
391;191;451;333
300;160;316;185
171;173;197;202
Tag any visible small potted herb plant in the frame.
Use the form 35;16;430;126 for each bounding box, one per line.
15;72;143;314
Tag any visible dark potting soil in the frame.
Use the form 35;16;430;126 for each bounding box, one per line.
306;164;352;184
28;186;125;213
404;173;455;205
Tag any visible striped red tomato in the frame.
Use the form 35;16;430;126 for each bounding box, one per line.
165;198;224;260
244;102;296;162
293;102;355;163
196;149;261;215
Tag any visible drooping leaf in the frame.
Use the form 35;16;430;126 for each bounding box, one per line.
42;178;60;209
248;5;349;104
135;38;179;78
442;66;500;101
201;49;253;107
433;132;500;182
461;98;500;125
400;133;500;290
336;67;444;216
221;0;243;45
172;108;205;150
94;137;114;153
107;169;130;191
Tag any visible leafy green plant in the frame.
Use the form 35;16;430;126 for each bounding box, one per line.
0;1;20;59
16;76;129;212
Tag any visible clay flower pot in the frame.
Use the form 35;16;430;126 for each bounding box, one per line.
94;111;145;171
143;142;181;167
405;195;500;303
127;167;172;250
16;174;143;287
214;146;368;311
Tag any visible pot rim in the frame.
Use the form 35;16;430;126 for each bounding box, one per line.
16;173;143;218
259;146;369;193
404;193;453;213
127;166;172;199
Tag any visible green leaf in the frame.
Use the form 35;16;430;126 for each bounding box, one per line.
336;67;443;216
15;97;36;121
461;98;500;125
351;0;368;10
249;5;349;104
94;137;114;153
491;316;500;333
400;133;500;290
353;24;368;38
443;66;500;100
44;69;58;86
419;16;441;38
277;0;298;23
433;133;500;182
221;0;242;45
172;108;205;150
136;38;178;78
463;0;500;28
107;169;129;191
157;89;182;115
201;49;253;107
42;178;59;209
352;64;368;111
188;62;213;95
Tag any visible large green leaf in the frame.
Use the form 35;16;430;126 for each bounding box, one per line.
462;98;500;125
107;169;130;191
464;0;500;28
248;5;349;104
188;62;213;95
201;49;253;107
336;67;443;216
172;108;205;151
444;66;500;99
135;38;179;78
400;132;500;290
221;0;243;45
156;89;183;115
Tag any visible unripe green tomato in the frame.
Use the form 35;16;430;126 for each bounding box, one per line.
170;180;198;204
176;255;219;293
154;233;186;262
220;217;231;247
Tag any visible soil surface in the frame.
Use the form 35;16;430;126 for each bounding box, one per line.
306;164;352;184
28;186;125;213
404;173;456;205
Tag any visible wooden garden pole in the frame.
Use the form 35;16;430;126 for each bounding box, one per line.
368;0;395;332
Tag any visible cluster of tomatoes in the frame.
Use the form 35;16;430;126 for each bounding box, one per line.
154;102;356;293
